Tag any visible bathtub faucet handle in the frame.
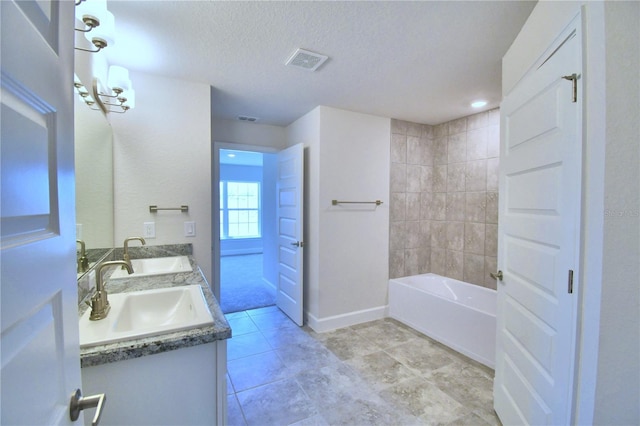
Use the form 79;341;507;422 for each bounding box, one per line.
490;270;503;281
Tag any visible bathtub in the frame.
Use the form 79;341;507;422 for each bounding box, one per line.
388;273;496;368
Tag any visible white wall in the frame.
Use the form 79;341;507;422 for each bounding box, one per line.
111;71;213;282
212;118;286;149
503;1;640;423
595;2;640;423
287;106;390;331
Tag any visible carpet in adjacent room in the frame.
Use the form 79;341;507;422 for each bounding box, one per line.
220;254;276;314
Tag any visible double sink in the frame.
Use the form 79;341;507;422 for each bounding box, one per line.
79;256;214;348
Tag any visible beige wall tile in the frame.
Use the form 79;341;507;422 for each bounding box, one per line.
445;250;464;280
431;221;447;249
391;119;408;135
446;221;465;251
389;249;405;279
406;192;421;221
464;222;485;255
486;191;498;224
389;221;406;251
465;160;487;191
467;111;489;131
391;134;407;163
465;192;487;223
467;127;488;161
447;163;466;192
484;256;498;289
430;248;446;275
463;253;485;286
407;165;422;192
433;137;448;165
446;193;466;222
431;193;447;221
390;162;407;192
407;136;422;164
486;158;499;191
448;133;467;164
390;192;407;221
448;117;467;135
433;165;448;192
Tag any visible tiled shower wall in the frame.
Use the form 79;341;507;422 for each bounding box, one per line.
389;108;500;289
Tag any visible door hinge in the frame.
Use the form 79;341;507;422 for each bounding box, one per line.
562;73;578;103
568;270;574;294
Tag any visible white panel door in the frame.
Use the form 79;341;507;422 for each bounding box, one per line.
276;144;304;325
493;15;582;425
1;1;81;425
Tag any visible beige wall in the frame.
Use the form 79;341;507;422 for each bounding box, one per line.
389;109;499;289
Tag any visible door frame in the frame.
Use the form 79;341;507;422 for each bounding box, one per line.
212;142;278;303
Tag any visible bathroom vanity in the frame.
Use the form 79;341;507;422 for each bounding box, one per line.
78;249;231;426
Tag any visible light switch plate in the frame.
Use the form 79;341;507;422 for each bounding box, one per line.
144;222;156;239
184;221;196;237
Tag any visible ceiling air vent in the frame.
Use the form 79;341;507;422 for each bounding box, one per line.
237;115;259;122
285;48;329;72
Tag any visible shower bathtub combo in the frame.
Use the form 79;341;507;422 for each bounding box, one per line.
388;273;497;368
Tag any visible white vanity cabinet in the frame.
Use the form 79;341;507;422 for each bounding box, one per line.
81;341;227;426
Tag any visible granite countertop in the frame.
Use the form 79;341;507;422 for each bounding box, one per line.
79;256;231;368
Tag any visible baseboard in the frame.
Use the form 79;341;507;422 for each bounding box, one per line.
262;277;276;291
305;305;389;333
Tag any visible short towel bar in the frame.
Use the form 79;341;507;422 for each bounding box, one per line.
331;200;383;206
149;205;189;213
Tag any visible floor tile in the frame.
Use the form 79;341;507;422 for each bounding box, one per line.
261;323;318;349
236;378;318;426
346;350;416;390
275;339;342;375
227;331;271;360
385;336;457;375
246;305;280;317
249;309;296;332
352;318;418;349
380;376;470;423
227;394;247;426
227;351;289;391
319;328;381;360
226;315;259;336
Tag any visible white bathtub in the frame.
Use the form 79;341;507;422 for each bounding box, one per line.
388;273;496;368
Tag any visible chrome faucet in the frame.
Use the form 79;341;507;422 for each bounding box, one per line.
122;236;146;269
77;239;89;273
87;260;133;320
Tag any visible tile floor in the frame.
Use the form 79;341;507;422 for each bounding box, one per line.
226;306;500;426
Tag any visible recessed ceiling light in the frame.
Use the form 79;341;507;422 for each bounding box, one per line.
227;153;236;158
471;100;488;108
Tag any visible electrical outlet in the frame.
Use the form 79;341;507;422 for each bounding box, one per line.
184;221;196;237
144;222;156;239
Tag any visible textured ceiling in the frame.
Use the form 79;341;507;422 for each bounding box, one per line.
106;1;536;126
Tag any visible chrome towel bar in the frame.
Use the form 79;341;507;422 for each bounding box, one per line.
332;200;383;206
149;205;189;213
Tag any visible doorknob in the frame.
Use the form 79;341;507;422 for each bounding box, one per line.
70;389;106;426
290;241;304;247
490;270;504;281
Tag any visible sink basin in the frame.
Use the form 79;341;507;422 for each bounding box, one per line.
79;285;213;348
109;256;193;279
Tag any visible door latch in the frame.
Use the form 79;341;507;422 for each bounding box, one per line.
290;241;304;247
562;73;578;102
490;270;504;281
70;389;106;426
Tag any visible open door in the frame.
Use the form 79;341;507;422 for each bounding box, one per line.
493;15;582;425
1;1;86;424
276;144;304;325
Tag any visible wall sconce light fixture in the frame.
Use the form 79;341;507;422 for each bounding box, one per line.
74;0;115;53
74;66;135;114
